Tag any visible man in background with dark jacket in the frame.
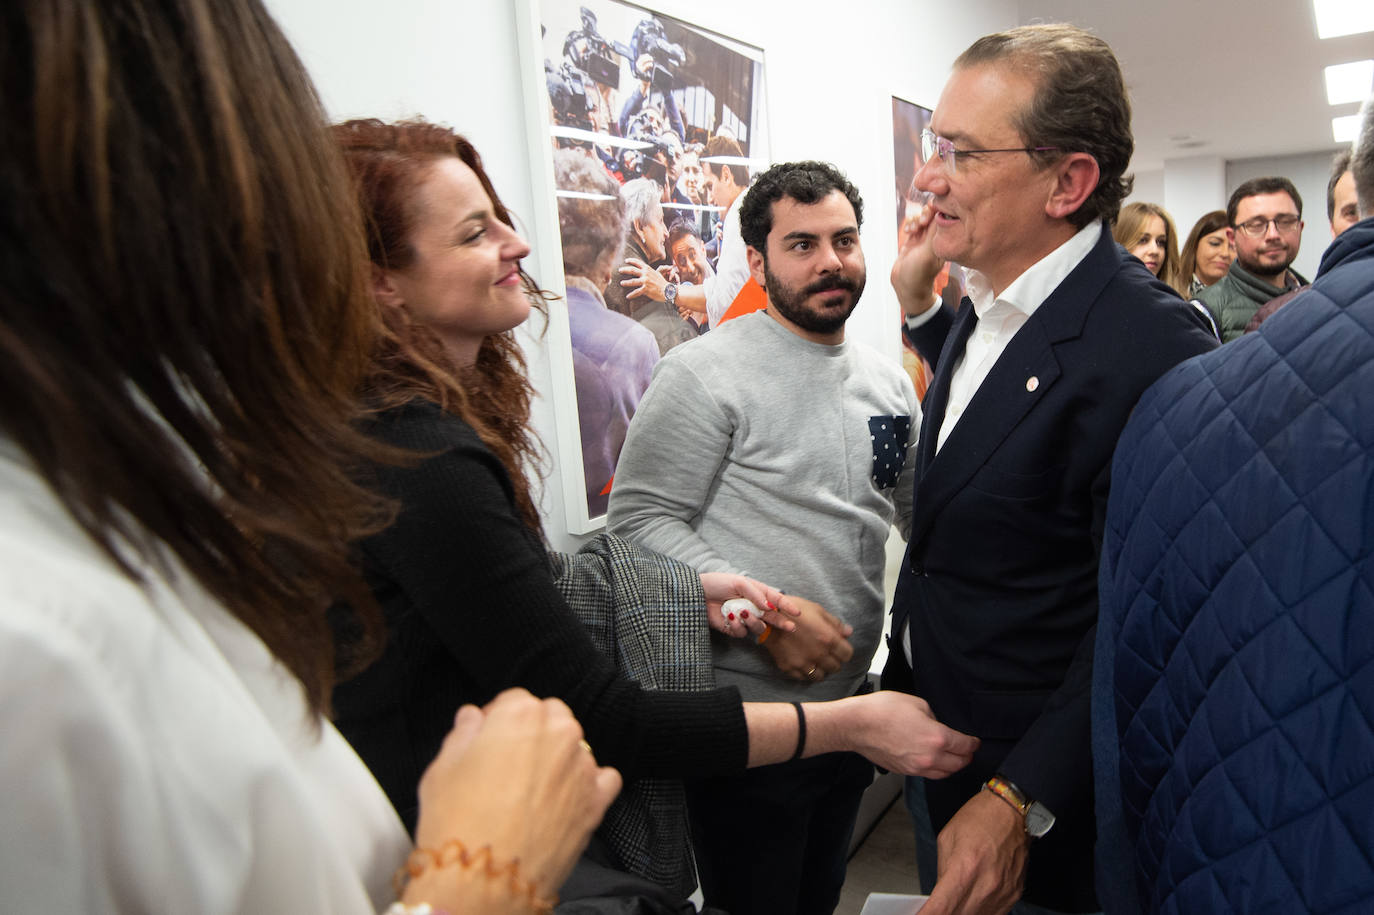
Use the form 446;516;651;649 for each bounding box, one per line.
1094;95;1374;914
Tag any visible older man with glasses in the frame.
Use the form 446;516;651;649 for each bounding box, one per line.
886;24;1218;915
1197;176;1309;341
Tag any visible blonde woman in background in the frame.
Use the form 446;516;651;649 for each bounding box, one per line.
1114;201;1183;293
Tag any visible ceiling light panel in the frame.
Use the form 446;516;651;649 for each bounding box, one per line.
1314;0;1374;39
1325;60;1374;105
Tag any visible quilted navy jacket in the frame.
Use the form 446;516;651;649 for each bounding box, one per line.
1093;218;1374;914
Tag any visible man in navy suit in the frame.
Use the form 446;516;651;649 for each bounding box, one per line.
882;24;1217;915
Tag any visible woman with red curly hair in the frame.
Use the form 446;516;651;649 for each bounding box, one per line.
330;119;979;900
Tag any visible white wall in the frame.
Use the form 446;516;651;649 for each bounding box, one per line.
267;0;1017;551
1227;149;1346;284
1160;154;1227;245
1124;168;1164;209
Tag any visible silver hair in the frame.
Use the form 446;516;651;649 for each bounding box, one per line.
620;177;662;228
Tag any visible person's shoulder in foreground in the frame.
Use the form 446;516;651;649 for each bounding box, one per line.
1095;214;1374;914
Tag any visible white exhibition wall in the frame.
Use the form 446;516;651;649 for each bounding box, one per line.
268;0;1018;551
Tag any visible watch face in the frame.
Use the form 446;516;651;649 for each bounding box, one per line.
1026;802;1055;839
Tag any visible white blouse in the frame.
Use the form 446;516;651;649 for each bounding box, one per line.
0;441;409;912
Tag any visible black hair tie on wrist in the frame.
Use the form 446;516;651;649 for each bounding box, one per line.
790;701;807;761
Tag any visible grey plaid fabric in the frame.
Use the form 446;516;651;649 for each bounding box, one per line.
549;532;713;896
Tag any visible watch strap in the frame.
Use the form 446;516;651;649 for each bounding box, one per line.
983;775;1030;816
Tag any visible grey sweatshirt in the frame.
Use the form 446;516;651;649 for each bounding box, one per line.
607;311;917;701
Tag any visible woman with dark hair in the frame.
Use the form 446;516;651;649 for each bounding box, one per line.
0;2;616;912
1113;201;1183;293
331;118;979;897
1179;209;1236;298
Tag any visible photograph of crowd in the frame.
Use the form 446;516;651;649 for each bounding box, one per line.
540;0;767;519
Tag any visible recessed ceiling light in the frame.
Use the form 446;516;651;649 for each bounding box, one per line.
1314;0;1374;39
1332;113;1361;142
1325;60;1374;105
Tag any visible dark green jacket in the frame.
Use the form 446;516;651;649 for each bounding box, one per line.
1197;259;1308;342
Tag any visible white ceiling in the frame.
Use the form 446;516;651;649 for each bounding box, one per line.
1018;0;1373;172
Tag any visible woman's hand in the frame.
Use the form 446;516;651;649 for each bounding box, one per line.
759;594;854;682
843;690;979;777
403;689;622;913
700;572;799;638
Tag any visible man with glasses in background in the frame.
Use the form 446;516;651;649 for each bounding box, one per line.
1198;176;1308;341
886;24;1217;914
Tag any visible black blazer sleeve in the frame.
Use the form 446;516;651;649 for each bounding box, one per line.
901;303;956;370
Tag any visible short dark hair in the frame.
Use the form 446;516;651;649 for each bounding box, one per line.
738;160;864;256
705;135;748;187
1227;176;1303;226
667;219;699;251
1327;148;1353;222
955;24;1134;228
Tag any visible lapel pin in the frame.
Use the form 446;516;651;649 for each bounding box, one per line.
1026;376;1039;392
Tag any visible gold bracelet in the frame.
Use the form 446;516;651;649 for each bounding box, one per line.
392;839;556;914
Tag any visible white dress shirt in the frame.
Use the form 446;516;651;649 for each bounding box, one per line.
900;220;1103;665
0;439;409;913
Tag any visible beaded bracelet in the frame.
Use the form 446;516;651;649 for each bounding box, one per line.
392;838;556;914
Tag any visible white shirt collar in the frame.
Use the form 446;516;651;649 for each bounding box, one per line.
963;220;1103;320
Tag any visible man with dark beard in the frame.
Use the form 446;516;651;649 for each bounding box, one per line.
1198;176;1309;341
608;161;926;915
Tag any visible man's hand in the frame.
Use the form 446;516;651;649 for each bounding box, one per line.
635;53;654;88
760;594;853;681
620;256;668;301
891;202;945;317
920;789;1030;915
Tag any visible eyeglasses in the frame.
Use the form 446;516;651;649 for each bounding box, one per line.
1234;214;1302;237
921;128;1059;174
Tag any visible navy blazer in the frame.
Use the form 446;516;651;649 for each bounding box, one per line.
882;226;1217;911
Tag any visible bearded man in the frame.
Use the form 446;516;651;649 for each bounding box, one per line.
608;160;931;915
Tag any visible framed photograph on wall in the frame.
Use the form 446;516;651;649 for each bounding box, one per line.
516;0;768;532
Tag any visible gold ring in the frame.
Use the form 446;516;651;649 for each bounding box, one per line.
805;666;819;680
579;739;593;755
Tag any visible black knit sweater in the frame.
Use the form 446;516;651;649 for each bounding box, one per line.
332;401;748;831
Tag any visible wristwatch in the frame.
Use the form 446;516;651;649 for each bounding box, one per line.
983;775;1056;838
663;282;678;308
